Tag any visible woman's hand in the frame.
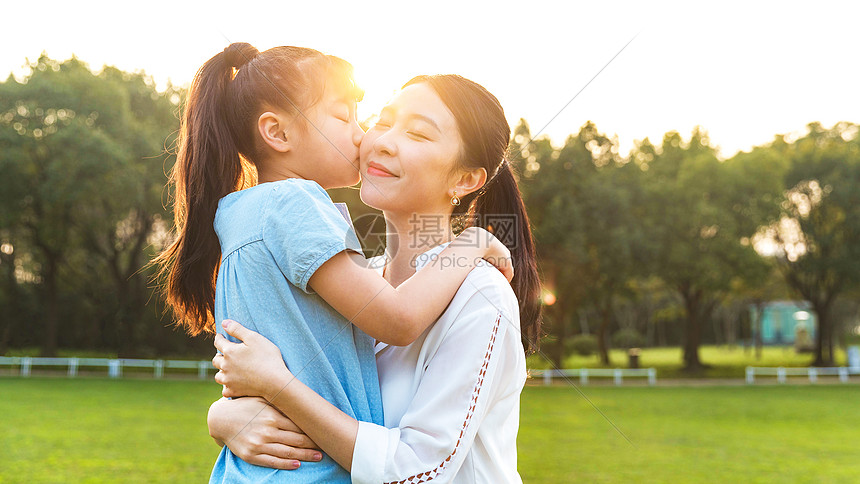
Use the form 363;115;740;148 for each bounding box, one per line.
207;396;323;470
213;319;292;400
458;226;514;282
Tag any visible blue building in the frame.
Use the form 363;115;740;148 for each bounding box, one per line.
749;301;817;349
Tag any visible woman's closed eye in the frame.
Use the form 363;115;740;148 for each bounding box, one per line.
407;130;429;141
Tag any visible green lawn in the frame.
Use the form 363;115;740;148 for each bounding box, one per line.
528;345;851;379
1;378;858;483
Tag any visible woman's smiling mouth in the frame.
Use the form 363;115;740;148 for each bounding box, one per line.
366;161;398;178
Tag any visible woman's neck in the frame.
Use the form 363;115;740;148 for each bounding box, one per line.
383;211;454;288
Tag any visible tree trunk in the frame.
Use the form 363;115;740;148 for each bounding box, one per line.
0;251;18;356
681;286;704;371
41;255;59;357
657;319;667;347
578;309;590;334
812;302;834;367
597;300;612;365
725;310;736;349
549;302;567;369
753;301;764;360
0;323;9;356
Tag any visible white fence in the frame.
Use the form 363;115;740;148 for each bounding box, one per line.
532;368;657;386
0;356;214;379
745;366;859;384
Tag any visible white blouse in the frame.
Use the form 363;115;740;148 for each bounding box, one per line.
351;245;527;484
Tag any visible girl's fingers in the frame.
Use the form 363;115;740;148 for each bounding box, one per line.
275;416;303;433
244;453;303;470
266;414;320;449
272;429;321;450
261;443;323;462
213;333;228;353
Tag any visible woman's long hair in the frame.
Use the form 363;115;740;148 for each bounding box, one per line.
404;75;542;354
153;43;360;335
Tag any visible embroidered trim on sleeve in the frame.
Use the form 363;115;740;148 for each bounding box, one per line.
385;313;502;484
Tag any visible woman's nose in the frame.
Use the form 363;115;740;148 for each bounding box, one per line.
373;131;397;157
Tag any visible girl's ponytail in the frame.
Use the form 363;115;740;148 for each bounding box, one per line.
473;160;542;354
155;42;258;335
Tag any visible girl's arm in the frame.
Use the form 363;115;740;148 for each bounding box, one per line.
308;226;512;346
214;321;359;469
213;279;522;479
207;396;322;470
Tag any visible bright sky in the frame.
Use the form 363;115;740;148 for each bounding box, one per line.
3;0;857;158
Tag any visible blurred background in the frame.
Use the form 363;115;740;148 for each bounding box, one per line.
1;0;857;368
1;1;859;482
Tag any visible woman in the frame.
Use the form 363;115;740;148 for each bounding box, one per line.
210;74;541;483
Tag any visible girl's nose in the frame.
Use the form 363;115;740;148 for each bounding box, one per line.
352;120;364;146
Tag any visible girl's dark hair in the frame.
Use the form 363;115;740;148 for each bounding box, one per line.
404;75;542;354
154;43;360;335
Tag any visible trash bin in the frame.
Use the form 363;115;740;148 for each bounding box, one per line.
628;348;641;369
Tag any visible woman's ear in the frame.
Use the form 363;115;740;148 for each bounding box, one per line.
257;111;291;153
449;167;488;199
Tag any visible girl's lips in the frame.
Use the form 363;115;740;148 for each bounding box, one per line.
366;162;397;178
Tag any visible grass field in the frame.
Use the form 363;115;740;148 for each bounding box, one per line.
1;378;858;483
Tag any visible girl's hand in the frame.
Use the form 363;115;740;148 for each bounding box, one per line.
213;319;292;400
207;396;323;470
458;226;514;282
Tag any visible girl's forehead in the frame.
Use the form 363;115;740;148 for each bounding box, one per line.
323;83;356;105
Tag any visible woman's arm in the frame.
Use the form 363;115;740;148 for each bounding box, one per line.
308;226;512;346
206;396;323;470
214;277;523;481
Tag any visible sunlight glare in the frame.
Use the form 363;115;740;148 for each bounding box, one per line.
352;64;400;123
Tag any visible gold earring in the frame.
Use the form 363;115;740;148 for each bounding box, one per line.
451;190;461;206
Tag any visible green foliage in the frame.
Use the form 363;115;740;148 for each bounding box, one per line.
612;328;646;349
0;55;197;357
516;120;651;365
762;122;860;365
567;334;598;356
1;55;857;369
518;120;790;370
632;129;784;369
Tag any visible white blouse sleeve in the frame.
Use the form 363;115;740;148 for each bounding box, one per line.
351;279;521;484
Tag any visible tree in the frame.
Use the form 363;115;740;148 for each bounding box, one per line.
517;121;650;365
0;55;183;356
513;121;581;366
758;122;860;366
637;129;783;371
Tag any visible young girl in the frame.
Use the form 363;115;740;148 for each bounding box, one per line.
154;44;511;483
209;74;542;483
